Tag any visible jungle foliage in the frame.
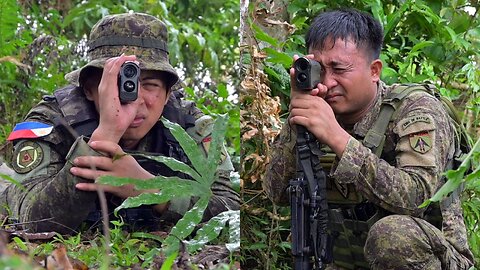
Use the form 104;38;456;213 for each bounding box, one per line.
0;0;240;269
240;0;480;269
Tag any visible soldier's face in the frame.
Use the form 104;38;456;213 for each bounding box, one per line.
84;69;170;144
309;38;382;123
121;70;170;141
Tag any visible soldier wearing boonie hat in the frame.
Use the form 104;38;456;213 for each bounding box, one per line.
0;12;240;234
66;12;179;89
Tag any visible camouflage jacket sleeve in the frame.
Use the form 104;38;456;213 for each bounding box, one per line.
331;91;454;216
166;115;240;221
263;120;297;205
0;101;100;234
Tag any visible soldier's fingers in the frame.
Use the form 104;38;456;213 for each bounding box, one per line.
104;54;137;74
75;182;116;193
70;166;103;180
75;182;99;191
288;115;311;128
73;156;113;170
89;141;124;158
290;107;315;119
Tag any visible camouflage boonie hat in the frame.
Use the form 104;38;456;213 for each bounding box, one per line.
65;13;179;89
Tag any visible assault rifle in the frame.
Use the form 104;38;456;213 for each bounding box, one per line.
288;57;332;269
288;125;333;269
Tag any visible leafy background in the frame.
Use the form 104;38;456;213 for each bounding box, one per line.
240;0;480;269
0;0;240;269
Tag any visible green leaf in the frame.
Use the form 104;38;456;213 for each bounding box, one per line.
131;232;164;243
12;237;28;252
98;175;201;191
217;84;228;98
130;154;202;181
251;22;279;48
161;117;206;177
205;114;228;183
0;174;26;192
163;196;210;255
160;251;178;270
226;210;240;252
114;182;200;212
264;47;293;68
185;209;239;253
384;1;410;37
444;25;457;42
410;41;434;53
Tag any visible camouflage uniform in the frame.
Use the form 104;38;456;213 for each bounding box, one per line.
263;81;474;269
0;13;240;234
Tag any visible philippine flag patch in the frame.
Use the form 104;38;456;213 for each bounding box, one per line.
7;122;54;141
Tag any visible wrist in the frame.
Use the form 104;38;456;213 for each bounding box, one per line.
90;126;121;143
328;129;351;158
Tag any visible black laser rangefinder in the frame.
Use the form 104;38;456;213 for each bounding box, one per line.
118;62;140;103
294;57;323;90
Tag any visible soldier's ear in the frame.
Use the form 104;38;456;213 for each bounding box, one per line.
83;86;95;101
370;59;382;82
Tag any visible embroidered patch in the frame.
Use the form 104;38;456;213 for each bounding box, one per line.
409;132;432;153
401;116;432;130
334;180;349;199
12;141;44;174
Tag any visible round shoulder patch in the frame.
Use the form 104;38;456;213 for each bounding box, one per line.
12;141;44;174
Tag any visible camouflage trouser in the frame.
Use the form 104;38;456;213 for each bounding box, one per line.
363;215;472;270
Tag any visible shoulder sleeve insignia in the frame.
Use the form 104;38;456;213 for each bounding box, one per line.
409;132;432;154
7;122;53;141
12;141;44;174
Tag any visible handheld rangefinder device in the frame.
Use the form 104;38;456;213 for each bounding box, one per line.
118;62;140;103
294;57;323;90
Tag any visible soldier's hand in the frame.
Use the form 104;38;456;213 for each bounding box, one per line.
90;54;140;144
70;140;152;198
289;82;351;157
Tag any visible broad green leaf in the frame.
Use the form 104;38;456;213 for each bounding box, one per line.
161;117;206;176
420;138;480;208
185;214;227;252
163;196;209;255
131;232;163;243
264;47;293;68
250;22;279;48
185;209;239;253
130;154;202;181
226;210;240;252
444;25;457;42
410;41;434;53
160;251;178;270
205;114;228;183
98;175;202;191
115;186;198;212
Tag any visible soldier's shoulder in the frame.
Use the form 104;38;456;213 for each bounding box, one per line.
387;83;445;116
168;90;204;119
186;115;214;143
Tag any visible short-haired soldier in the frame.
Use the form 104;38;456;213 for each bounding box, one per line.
263;9;473;269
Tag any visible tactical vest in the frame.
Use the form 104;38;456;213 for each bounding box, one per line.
324;83;469;269
49;85;197;229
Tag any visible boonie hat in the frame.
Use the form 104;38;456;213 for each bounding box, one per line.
65;12;179;89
